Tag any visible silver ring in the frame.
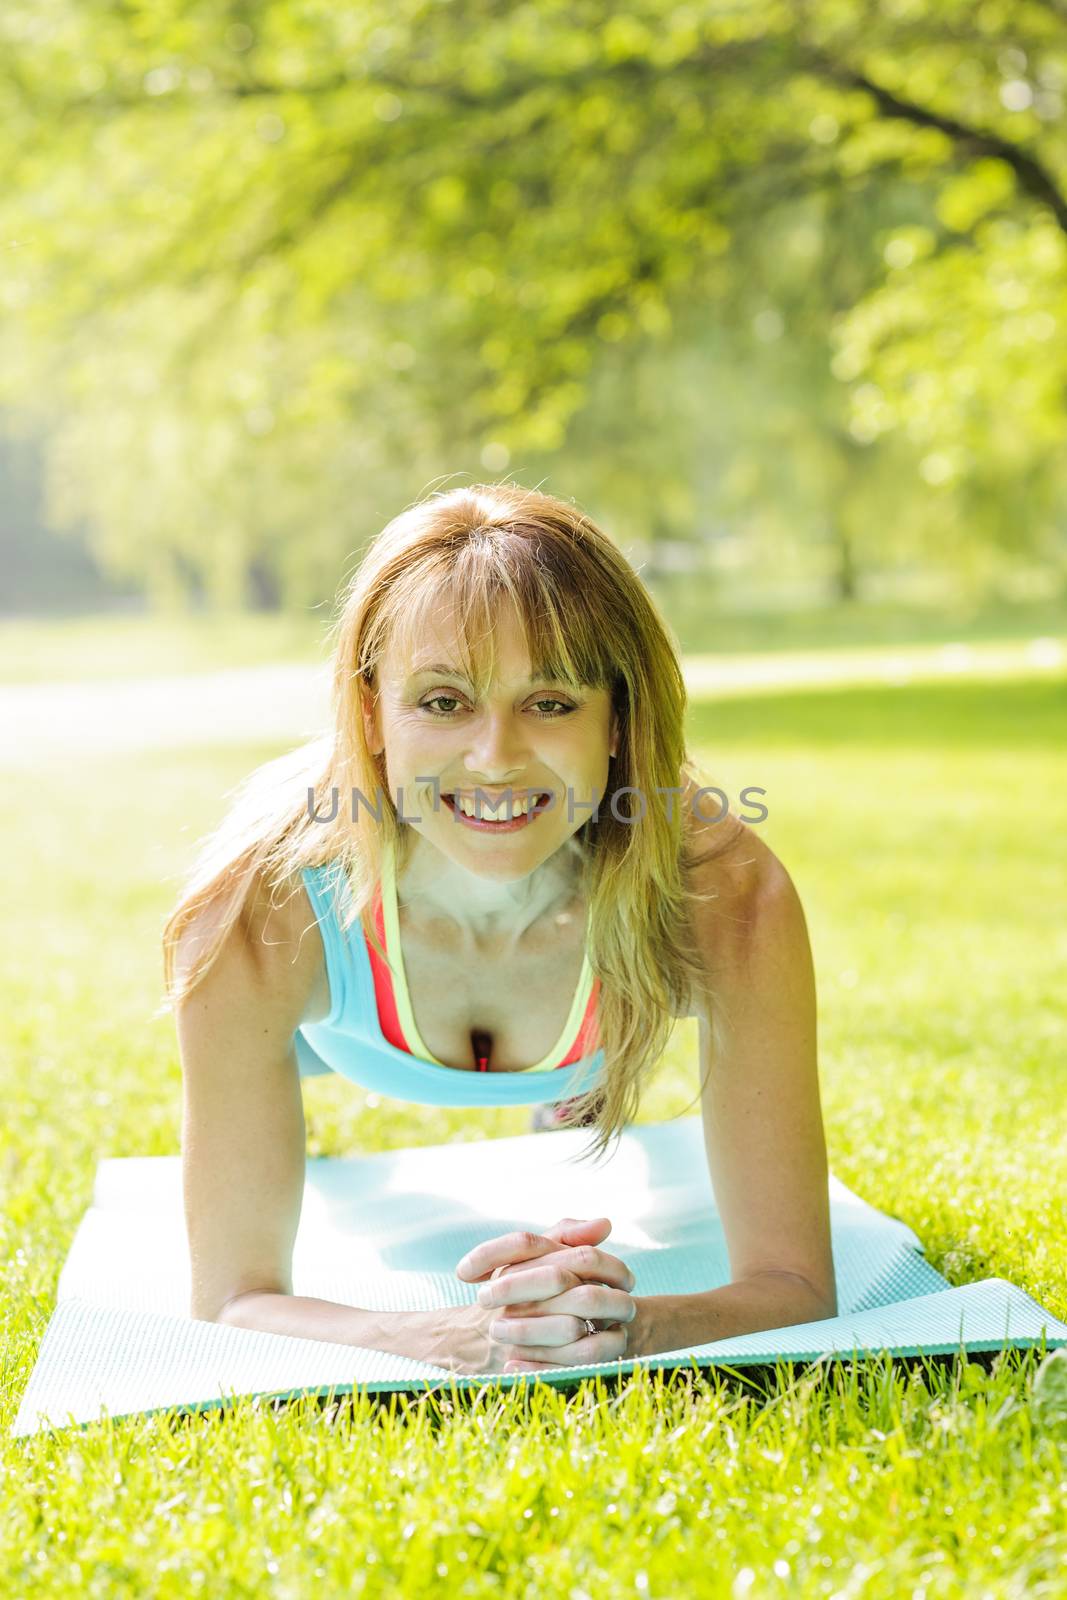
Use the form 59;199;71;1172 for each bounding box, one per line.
490;1263;509;1280
582;1317;597;1338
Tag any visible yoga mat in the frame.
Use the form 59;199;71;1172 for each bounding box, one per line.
11;1118;1067;1436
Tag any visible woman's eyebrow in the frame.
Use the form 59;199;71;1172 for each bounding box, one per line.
408;663;572;685
409;662;471;680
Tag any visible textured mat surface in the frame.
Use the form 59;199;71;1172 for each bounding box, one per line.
12;1118;1067;1436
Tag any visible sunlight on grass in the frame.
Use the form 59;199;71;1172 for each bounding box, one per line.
0;611;332;684
1;664;1065;1596
0;596;1063;683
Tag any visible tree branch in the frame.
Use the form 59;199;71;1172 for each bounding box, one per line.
806;52;1067;234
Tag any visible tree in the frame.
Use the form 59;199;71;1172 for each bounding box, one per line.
1;0;1064;605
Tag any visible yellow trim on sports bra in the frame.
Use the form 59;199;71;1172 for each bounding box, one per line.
380;835;595;1073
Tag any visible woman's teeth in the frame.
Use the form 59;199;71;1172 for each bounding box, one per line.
452;793;540;819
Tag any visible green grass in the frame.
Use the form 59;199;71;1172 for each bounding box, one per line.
1;593;1064;682
1;663;1065;1596
0;609;333;683
653;585;1067;658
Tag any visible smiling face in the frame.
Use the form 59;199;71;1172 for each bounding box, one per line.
361;594;619;884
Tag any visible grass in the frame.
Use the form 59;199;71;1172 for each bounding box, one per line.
650;584;1067;659
0;609;333;683
1;649;1066;1596
0;593;1064;682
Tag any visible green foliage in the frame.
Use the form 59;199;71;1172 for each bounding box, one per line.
0;0;1065;605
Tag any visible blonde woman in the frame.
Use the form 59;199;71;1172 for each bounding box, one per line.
164;483;836;1375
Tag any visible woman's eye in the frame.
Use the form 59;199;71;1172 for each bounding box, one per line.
532;699;575;717
418;696;575;719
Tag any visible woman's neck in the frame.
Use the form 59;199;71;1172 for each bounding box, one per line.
391;828;584;952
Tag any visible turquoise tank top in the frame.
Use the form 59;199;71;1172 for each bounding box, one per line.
294;855;606;1108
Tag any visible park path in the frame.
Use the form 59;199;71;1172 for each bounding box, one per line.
0;637;1062;768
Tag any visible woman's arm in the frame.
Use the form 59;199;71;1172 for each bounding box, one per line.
178;868;344;1328
178;869;536;1371
632;827;837;1354
462;829;836;1370
178;868;436;1348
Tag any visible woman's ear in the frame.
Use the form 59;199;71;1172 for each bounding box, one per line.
360;687;384;757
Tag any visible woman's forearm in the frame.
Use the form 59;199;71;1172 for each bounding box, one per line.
215;1291;445;1362
631;1273;837;1358
213;1277;836;1371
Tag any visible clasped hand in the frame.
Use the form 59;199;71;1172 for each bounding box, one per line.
453;1215;638;1373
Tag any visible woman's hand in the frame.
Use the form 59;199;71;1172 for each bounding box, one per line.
449;1215;641;1374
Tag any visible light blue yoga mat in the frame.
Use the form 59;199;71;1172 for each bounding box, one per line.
11;1118;1067;1437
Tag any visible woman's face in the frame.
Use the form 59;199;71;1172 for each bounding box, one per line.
361;599;618;881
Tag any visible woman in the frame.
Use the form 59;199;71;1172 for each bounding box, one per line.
164;482;836;1375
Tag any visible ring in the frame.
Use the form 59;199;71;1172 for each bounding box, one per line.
582;1317;597;1338
490;1263;510;1281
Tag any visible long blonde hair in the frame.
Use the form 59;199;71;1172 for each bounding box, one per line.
161;482;736;1160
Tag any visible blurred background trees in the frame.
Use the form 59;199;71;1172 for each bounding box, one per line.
1;0;1064;616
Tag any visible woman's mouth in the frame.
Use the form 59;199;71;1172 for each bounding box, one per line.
442;792;553;832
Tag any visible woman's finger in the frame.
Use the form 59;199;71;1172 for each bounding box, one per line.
476;1245;635;1304
490;1284;636;1331
454;1229;566;1282
490;1313;593;1346
455;1221;611;1283
500;1324;630;1368
490;1300;633;1347
542;1217;613;1247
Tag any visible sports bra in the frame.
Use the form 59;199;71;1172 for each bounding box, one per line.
294;840;605;1107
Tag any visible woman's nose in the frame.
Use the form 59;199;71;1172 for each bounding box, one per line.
464;711;529;775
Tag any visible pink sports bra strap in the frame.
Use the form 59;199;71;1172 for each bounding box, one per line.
365;876;600;1072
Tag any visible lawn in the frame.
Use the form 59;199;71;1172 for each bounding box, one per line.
0;591;1064;682
1;635;1065;1596
0;608;332;684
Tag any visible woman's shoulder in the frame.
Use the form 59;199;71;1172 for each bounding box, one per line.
235;862;329;1011
170;858;327;1036
668;767;794;1022
678;765;785;927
